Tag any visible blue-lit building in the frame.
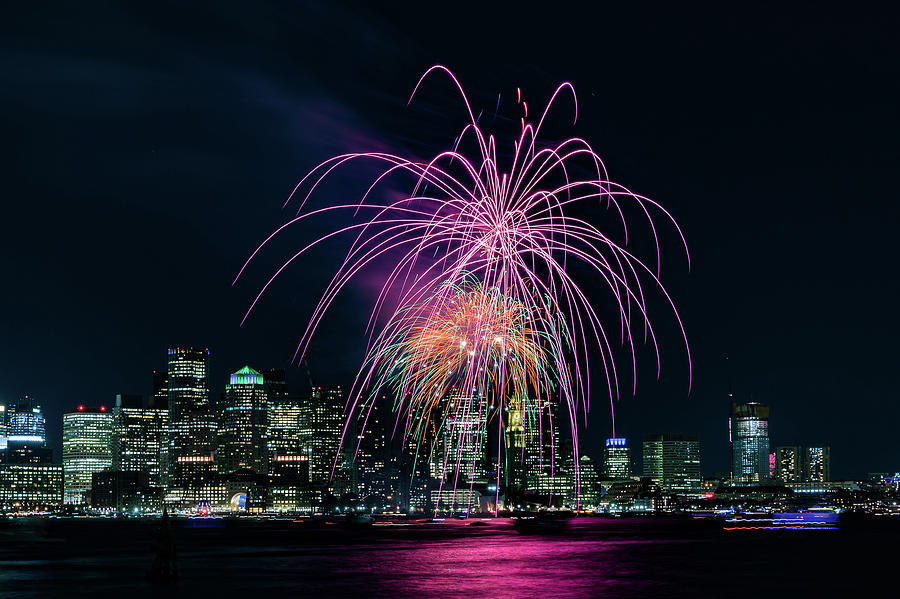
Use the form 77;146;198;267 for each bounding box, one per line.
602;437;631;479
730;402;770;485
5;397;51;463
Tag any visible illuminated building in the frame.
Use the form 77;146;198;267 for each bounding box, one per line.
63;405;115;505
642;434;702;494
112;394;168;487
578;454;601;506
0;403;7;458
0;463;64;511
730;402;770;485
432;393;485;485
268;453;314;512
504;401;527;491
151;370;168;410
301;385;347;490
602;438;631;479
166;347;219;507
91;470;160;513
431;487;482;514
267;388;303;459
522;397;570;501
776;446;802;482
6;397;51;463
352;395;387;501
804;446;831;482
218;366;269;475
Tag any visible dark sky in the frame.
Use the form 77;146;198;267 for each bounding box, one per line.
2;2;897;478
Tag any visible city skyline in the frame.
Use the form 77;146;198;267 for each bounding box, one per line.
3;4;898;483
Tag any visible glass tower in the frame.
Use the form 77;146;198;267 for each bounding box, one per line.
730;402;770;485
6;397;50;463
642;433;702;493
301;386;347;488
112;394;168;487
63;405;115;505
602;438;631;479
167;347;219;507
217;366;269;475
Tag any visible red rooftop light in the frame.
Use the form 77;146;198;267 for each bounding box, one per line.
99;405;107;412
77;405;85;411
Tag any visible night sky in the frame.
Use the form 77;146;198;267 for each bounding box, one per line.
2;3;897;478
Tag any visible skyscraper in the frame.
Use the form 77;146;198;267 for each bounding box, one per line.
433;393;485;485
301;386;347;489
6;397;51;463
151;370;168;410
642;434;702;494
217;366;269;475
730;402;770;485
0;403;7;458
353;395;387;501
63;405;115;505
112;394;168;487
602;438;631;479
167;347;220;507
775;445;802;482
804;446;831;482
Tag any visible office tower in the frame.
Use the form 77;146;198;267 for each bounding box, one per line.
262;368;289;402
776;446;802;482
0;403;7;458
91;470;158;513
433;393;485;485
268;395;303;457
401;416;438;512
167;347;221;507
62;405;115;505
6;397;51;463
522;397;569;500
578;454;601;506
804;446;831;482
505;400;527;492
301;385;346;487
151;370;168;409
730;402;770;485
217;366;269;475
0;463;64;511
602;438;631;479
353;395;387;501
112;394;168;487
642;433;702;494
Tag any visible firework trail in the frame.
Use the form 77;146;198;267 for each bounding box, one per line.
236;66;690;508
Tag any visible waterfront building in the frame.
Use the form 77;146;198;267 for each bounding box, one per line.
62;405;115;505
301;386;347;489
505;400;527;492
167;347;219;507
776;446;802;482
353;395;387;501
805;446;831;482
602;437;631;479
522;398;569;502
730;402;770;485
0;403;7;458
217;366;269;475
0;463;64;511
267;394;303;458
642;434;702;494
433;393;486;485
578;454;601;506
112;394;168;487
151;370;168;410
6;397;51;463
91;470;160;513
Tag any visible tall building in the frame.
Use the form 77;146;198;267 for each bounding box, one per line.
353;395;388;501
6;397;51;463
775;445;802;482
0;403;7;458
642;434;702;494
730;402;770;485
522;397;570;501
301;386;347;490
805;446;831;482
0;463;64;511
112;394;168;487
602;438;631;479
578;454;601;506
433;393;486;485
167;347;220;507
217;366;269;475
151;370;168;410
63;405;115;505
268;395;303;458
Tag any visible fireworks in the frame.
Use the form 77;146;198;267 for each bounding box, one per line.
237;66;690;503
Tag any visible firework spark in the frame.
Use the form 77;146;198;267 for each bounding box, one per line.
236;66;690;505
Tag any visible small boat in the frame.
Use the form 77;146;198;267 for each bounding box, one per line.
513;513;570;534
